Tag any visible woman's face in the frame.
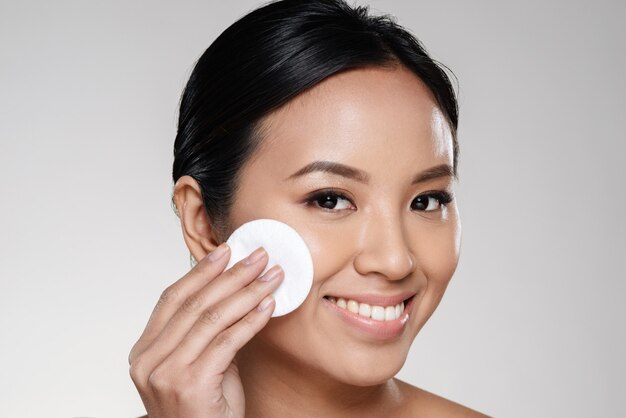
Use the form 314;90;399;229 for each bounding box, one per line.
229;65;461;385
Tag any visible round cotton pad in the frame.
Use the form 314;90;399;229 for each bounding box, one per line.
224;219;314;317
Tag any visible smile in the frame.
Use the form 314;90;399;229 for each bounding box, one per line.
325;296;405;321
322;293;416;340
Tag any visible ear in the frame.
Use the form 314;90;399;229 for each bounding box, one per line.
173;175;220;262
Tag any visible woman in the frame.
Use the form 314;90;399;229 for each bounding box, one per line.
129;0;488;416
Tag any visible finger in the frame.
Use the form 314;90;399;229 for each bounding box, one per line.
132;247;269;375
166;264;284;364
129;243;231;364
193;295;276;375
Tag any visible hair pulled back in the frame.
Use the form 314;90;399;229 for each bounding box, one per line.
172;0;458;239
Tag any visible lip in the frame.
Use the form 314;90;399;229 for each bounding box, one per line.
322;294;415;340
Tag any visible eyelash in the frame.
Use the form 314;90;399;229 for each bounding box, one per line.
304;189;454;213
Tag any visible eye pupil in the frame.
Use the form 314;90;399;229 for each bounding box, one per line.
411;196;439;211
319;195;337;209
412;196;427;211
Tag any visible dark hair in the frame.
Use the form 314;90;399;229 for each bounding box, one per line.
172;0;458;240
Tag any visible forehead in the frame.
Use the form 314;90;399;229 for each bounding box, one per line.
248;65;453;180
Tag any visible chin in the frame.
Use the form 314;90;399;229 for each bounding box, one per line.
336;362;406;387
329;340;411;386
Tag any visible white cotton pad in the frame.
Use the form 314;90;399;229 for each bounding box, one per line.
225;219;314;317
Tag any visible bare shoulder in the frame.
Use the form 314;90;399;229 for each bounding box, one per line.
393;378;491;417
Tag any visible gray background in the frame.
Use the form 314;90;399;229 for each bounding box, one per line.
1;0;624;417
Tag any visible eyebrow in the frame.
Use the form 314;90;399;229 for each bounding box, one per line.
285;160;456;184
285;161;370;183
411;163;456;184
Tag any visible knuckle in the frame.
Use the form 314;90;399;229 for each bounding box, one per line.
128;340;147;366
214;331;234;350
157;285;180;307
242;312;257;326
148;367;174;392
181;293;204;314
199;307;222;325
228;260;248;277
128;345;138;366
128;356;147;384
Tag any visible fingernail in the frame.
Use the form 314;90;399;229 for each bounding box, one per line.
256;295;274;312
208;243;230;262
258;265;283;282
244;247;267;265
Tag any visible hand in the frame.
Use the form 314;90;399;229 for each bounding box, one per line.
128;245;283;418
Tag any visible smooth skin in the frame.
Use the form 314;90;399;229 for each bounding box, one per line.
129;65;489;417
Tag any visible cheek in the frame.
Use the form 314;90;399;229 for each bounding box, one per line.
249;224;356;374
423;202;461;272
299;223;357;291
411;208;462;325
420;222;460;285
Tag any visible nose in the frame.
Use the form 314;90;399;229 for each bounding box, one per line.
353;213;416;281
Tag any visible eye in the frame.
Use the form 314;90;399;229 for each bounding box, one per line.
410;191;454;212
305;190;355;211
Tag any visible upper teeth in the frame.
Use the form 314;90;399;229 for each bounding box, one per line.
327;296;404;321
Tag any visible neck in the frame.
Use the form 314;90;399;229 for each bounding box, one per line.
235;337;402;418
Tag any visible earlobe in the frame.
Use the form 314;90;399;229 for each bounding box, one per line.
173;175;220;262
